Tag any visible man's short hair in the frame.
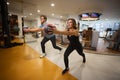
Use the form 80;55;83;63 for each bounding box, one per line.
40;15;47;20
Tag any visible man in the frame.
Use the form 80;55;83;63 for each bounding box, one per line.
39;15;62;58
24;15;62;58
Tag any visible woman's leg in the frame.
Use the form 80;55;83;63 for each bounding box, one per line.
62;45;74;74
76;45;86;63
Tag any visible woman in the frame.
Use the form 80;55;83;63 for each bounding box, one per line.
52;18;86;74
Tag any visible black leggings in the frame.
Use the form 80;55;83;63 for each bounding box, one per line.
41;35;62;53
64;44;85;68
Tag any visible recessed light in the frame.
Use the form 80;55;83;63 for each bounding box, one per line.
37;10;40;13
21;16;27;18
24;16;27;18
51;3;55;7
7;2;10;5
60;16;63;18
8;13;12;16
52;13;54;16
29;13;32;15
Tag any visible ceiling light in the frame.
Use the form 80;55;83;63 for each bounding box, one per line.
21;16;27;18
24;16;27;18
60;16;63;18
29;13;32;15
51;3;55;7
7;2;10;5
8;13;12;16
37;10;40;13
52;13;54;16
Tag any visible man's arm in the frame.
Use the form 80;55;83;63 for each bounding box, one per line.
24;27;44;32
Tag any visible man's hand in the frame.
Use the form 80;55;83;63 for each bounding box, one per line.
23;28;30;32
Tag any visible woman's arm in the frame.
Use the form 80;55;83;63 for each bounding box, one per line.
53;29;79;36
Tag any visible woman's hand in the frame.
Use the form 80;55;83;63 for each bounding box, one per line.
49;25;57;33
52;26;57;33
47;24;57;33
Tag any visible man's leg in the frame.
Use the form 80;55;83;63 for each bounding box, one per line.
40;37;49;58
50;35;62;51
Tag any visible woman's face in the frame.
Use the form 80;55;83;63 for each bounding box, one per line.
67;20;73;29
40;17;46;24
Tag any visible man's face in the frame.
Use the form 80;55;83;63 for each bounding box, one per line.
40;17;46;24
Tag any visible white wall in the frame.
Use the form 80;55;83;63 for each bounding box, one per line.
36;16;66;30
18;16;22;37
24;20;37;28
79;20;120;31
48;17;65;30
17;14;120;38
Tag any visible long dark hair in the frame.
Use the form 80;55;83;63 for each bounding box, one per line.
67;18;77;29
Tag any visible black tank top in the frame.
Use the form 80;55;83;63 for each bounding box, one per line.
67;35;81;45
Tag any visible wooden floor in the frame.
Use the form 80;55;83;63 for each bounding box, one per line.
0;37;120;80
0;43;77;80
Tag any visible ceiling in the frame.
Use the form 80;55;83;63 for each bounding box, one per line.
8;0;120;21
